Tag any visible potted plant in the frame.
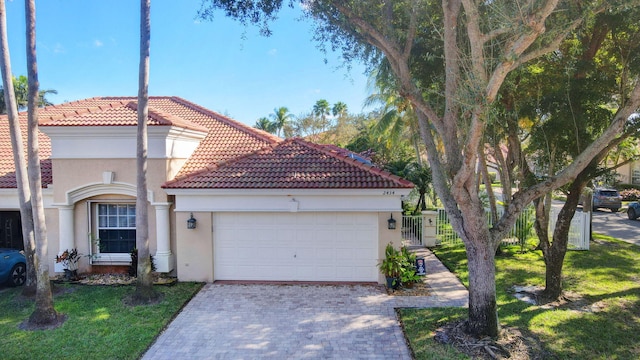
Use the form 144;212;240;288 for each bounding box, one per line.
378;243;403;289
55;248;81;281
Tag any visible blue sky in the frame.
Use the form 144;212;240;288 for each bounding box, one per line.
4;0;371;126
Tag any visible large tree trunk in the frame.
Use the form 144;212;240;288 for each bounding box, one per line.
539;192;576;301
0;0;36;296
132;0;159;303
465;236;499;336
25;0;58;325
540;169;590;301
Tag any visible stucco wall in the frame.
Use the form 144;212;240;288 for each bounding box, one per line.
377;211;403;284
617;162;632;184
174;211;214;282
51;158;170;203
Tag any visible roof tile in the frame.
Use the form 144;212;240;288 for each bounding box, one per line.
163;138;414;189
0;97;412;191
0;96;279;188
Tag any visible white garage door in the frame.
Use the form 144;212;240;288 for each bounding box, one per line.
214;212;378;282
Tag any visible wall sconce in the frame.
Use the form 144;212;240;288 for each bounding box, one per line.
387;213;397;230
187;213;197;229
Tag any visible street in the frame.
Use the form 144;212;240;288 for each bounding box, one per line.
590;208;640;246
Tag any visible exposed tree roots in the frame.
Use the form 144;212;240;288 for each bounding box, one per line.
434;320;551;359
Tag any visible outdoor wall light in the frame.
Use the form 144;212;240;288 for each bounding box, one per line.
387;213;397;230
187;213;197;229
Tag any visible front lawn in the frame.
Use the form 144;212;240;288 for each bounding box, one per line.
0;282;203;360
401;234;640;359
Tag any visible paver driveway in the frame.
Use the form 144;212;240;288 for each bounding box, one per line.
144;283;429;359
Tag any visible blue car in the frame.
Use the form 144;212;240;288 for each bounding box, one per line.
0;248;26;286
628;202;640;220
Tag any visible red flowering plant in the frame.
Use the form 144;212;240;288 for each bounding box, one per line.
55;248;81;271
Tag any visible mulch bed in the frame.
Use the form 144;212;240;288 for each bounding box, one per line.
54;273;177;286
385;280;430;296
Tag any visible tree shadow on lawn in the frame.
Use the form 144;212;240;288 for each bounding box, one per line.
502;287;640;359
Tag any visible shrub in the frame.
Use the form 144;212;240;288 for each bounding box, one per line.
129;248;157;277
616;183;640;191
620;188;640;201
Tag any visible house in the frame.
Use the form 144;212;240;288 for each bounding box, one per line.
615;162;640;185
0;96;413;283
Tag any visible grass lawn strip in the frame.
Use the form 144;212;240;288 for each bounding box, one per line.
400;234;640;359
0;282;203;360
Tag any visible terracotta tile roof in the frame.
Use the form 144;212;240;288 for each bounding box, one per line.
163;138;414;189
149;97;281;176
0;96;280;188
40;101;209;133
0;96;412;191
0;116;52;188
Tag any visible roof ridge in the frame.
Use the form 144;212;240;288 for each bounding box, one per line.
40;96;103;112
128;101;210;132
125;101;172;126
291;138;414;188
39;99;129;125
169;96;282;144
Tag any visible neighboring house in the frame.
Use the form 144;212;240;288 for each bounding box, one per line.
615;162;640;185
0;97;413;283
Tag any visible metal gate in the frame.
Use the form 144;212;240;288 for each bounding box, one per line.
401;215;423;246
432;207;589;250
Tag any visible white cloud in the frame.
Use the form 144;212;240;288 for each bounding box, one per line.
53;43;65;53
267;48;278;56
94;39;103;47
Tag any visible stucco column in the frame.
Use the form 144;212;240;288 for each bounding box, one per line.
154;203;174;273
422;210;438;247
55;205;75;272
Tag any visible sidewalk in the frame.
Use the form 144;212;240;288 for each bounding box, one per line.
410;247;469;307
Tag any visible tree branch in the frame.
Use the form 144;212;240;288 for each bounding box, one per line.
402;0;418;62
330;1;445;138
493;78;640;237
485;0;563;103
461;0;488;84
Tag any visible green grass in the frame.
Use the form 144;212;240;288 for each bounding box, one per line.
0;282;203;360
400;234;640;359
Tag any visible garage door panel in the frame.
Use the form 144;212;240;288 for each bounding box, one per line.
214;212;378;281
315;248;334;261
354;249;375;260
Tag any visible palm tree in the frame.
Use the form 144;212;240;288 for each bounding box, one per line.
0;75;56;113
0;0;36;297
270;106;292;137
403;162;433;213
254;117;275;133
365;63;424;164
313;99;331;133
332;101;348;118
25;0;59;326
132;0;159;303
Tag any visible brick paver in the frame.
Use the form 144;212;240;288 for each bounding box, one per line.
143;248;468;359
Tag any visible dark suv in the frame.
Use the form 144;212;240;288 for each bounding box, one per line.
591;188;622;212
